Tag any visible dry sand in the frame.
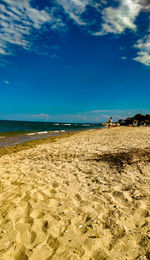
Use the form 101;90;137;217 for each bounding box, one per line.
0;127;150;260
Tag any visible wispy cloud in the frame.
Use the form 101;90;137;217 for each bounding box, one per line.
133;34;150;66
48;109;150;123
91;110;111;113
50;54;58;59
56;0;89;25
57;0;142;35
1;109;150;122
56;0;108;29
31;113;50;119
0;0;150;67
121;56;127;60
0;0;65;56
56;0;150;67
4;80;9;85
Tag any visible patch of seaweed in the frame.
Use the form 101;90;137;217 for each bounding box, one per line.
88;148;150;173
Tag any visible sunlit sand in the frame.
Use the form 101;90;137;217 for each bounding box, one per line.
0;127;150;259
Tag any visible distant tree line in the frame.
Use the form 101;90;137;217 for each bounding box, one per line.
118;114;150;126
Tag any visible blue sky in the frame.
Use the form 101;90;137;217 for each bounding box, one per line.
0;0;150;122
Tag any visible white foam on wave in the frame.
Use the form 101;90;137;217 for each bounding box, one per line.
53;131;59;133
60;130;66;132
37;131;48;134
54;123;59;125
63;123;71;125
26;133;36;136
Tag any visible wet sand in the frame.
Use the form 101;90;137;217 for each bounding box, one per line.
0;131;73;148
0;127;150;259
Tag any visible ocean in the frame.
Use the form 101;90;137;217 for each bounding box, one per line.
0;120;103;147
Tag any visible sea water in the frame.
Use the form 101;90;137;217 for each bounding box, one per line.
0;120;103;147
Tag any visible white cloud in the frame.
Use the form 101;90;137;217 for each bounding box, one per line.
50;54;58;58
0;0;62;56
2;109;150;122
57;0;144;39
133;34;150;66
91;110;111;113
39;113;50;119
4;80;9;84
56;0;88;25
96;0;142;35
141;0;150;11
121;56;127;60
69;12;86;25
56;0;107;26
91;0;150;66
0;0;150;68
31;113;50;119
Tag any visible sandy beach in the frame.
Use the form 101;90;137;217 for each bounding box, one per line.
0;127;150;260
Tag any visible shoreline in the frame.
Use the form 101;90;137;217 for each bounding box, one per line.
0;127;104;149
0;131;74;158
0;127;150;259
0;130;72;148
0;128;101;158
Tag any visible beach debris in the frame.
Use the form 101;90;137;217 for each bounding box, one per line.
52;181;59;188
50;189;56;194
123;225;128;231
58;201;63;206
1;230;6;234
13;241;18;246
88;233;100;239
75;193;81;201
78;224;83;228
73;248;81;255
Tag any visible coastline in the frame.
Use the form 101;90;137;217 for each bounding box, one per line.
0;126;104;149
0;131;76;158
0;130;73;149
0;128;101;158
0;127;150;259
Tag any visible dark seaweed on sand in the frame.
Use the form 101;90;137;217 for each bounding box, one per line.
88;148;150;173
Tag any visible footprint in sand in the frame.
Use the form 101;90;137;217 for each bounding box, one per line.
14;244;28;260
90;248;108;260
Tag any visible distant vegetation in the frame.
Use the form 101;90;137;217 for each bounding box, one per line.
118;114;150;126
